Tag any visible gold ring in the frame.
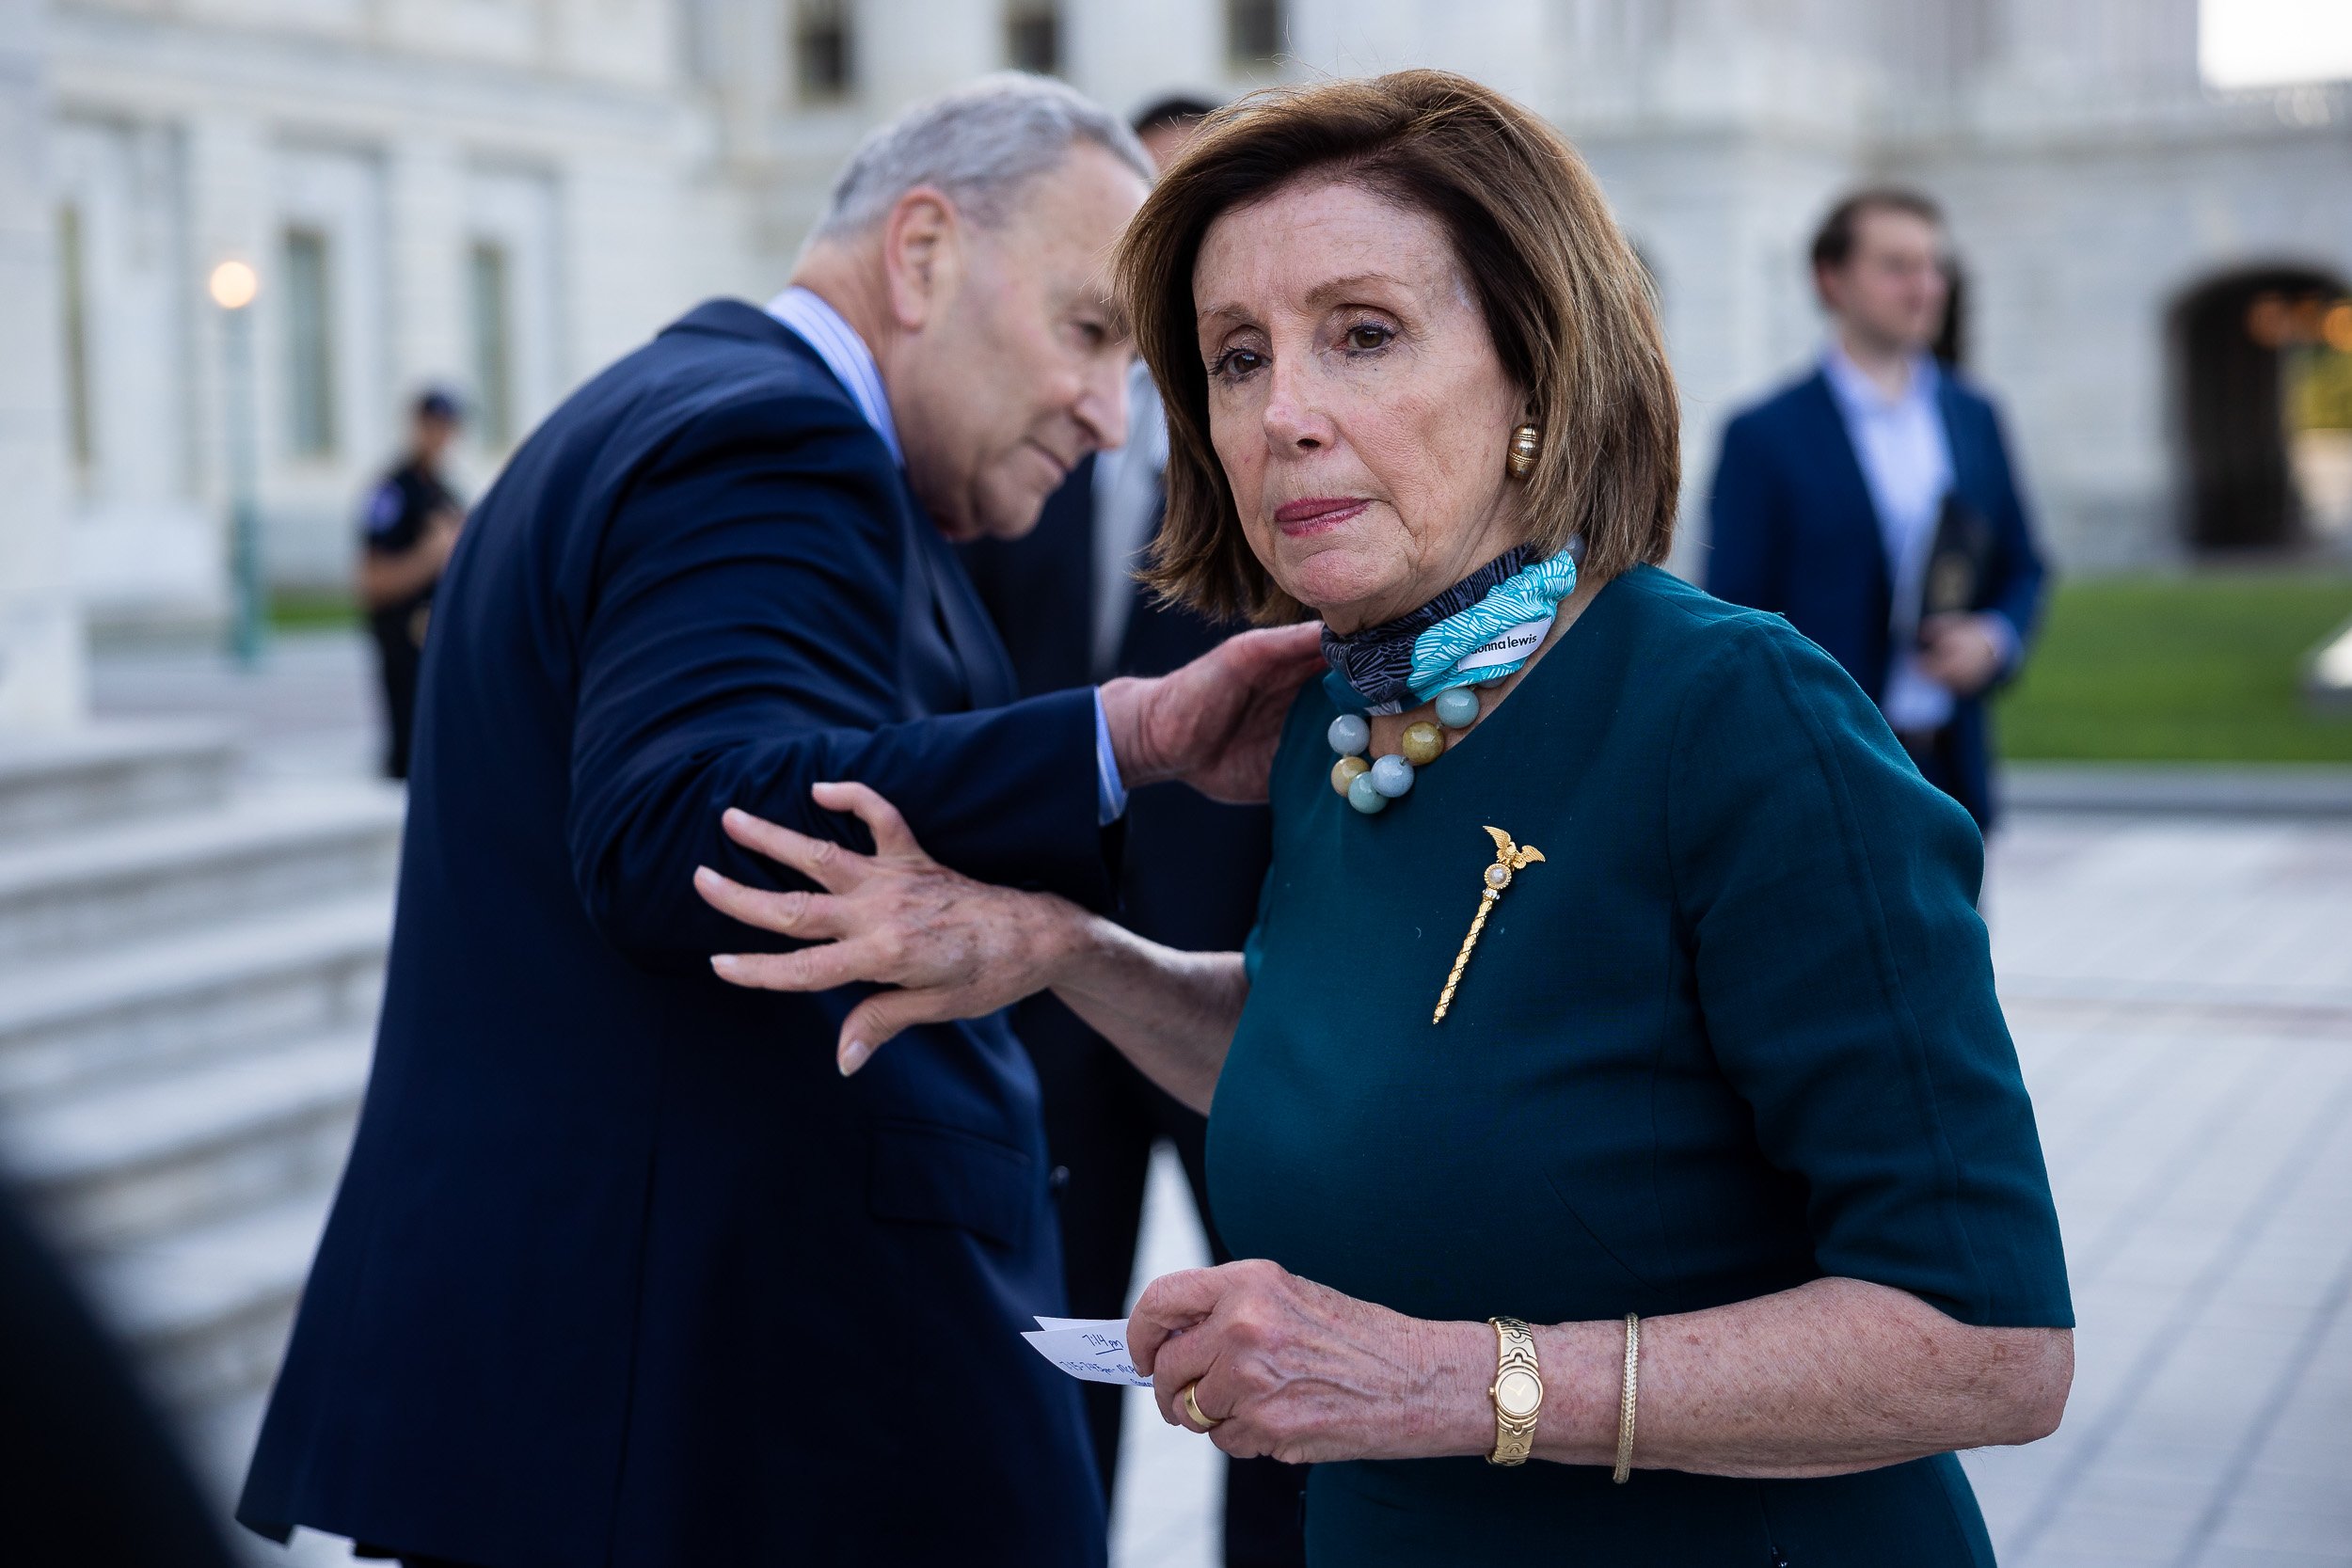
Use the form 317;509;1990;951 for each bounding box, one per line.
1182;1382;1222;1431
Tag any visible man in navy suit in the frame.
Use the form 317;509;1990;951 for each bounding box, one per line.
961;91;1308;1568
238;76;1318;1568
1707;188;2047;828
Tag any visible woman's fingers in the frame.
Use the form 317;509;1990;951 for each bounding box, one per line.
691;867;848;939
1128;1267;1228;1375
808;780;925;861
722;806;869;891
1133;1266;1233;1429
709;936;890;994
1147;1326;1221;1432
834;986;978;1077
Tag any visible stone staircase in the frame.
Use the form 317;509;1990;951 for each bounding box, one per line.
0;723;400;1541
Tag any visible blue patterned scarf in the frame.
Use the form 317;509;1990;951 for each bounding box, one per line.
1320;546;1577;712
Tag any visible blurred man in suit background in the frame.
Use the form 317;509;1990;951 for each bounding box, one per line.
963;93;1307;1568
1707;189;2047;830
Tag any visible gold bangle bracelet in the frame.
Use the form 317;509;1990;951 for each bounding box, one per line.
1612;1312;1640;1484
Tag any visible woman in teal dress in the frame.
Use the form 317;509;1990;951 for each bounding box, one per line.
698;70;2074;1566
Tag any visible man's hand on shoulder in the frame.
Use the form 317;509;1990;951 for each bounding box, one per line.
1098;624;1324;804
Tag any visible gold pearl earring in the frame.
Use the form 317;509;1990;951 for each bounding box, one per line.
1506;424;1541;481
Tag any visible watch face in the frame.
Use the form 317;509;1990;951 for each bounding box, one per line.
1496;1369;1542;1419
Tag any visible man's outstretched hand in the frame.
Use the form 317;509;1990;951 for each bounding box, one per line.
1098;623;1324;804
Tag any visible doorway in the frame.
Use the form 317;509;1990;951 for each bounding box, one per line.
2173;267;2352;551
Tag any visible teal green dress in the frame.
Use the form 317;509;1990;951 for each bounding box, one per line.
1209;567;2072;1567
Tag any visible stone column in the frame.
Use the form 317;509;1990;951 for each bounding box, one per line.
386;136;467;407
0;0;84;727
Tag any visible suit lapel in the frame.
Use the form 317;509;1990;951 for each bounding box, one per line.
1801;372;1896;597
1934;376;1979;511
895;483;1017;713
924;524;1020;710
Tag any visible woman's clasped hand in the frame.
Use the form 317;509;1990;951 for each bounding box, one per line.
1128;1260;1479;1465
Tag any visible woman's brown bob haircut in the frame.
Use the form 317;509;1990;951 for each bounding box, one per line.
1118;70;1680;626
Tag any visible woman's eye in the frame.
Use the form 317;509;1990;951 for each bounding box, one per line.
1211;348;1266;380
1343;322;1394;352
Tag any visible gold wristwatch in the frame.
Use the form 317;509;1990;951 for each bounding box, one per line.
1486;1316;1544;1465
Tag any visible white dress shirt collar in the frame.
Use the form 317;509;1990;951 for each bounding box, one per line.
1820;338;1960;733
764;286;902;467
1820;339;1939;420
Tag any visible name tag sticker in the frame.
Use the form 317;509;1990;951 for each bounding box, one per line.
1453;615;1554;673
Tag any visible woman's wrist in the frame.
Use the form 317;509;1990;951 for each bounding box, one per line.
1415;1315;1627;1466
1035;900;1123;998
1419;1317;1510;1457
1525;1319;1630;1467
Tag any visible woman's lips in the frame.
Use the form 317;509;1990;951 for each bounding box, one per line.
1273;497;1370;533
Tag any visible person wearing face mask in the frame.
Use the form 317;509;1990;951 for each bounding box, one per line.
1708;190;2049;830
698;72;2074;1567
234;75;1320;1568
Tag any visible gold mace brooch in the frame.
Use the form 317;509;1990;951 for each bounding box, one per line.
1433;826;1546;1024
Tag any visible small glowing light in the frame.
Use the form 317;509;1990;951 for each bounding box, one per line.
2324;301;2352;355
2248;293;2293;348
208;260;259;310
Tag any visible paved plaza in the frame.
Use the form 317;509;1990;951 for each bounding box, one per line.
85;633;2352;1567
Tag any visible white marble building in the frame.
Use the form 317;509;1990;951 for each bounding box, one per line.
22;0;2352;641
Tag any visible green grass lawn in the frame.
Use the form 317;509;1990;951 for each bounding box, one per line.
1997;571;2352;762
268;590;360;631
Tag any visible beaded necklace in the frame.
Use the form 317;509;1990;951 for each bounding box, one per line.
1324;551;1579;815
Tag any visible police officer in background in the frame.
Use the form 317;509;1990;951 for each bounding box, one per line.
358;388;465;780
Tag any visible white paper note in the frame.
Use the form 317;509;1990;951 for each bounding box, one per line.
1021;1316;1152;1386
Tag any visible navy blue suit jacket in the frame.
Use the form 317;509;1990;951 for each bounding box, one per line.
1705;368;2047;827
240;301;1109;1568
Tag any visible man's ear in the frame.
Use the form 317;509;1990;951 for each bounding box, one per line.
882;186;961;333
1812;262;1844;315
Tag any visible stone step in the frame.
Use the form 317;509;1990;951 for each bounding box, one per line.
0;782;403;967
3;1028;371;1246
0;722;235;843
79;1184;339;1416
0;894;389;1104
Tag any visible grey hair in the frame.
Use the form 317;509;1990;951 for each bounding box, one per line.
811;72;1152;242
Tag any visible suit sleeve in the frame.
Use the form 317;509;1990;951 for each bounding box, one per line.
564;393;1112;972
1704;413;1787;611
1975;395;2049;679
1667;617;2072;1327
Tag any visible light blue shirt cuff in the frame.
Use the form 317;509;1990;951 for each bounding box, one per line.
1092;689;1129;825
